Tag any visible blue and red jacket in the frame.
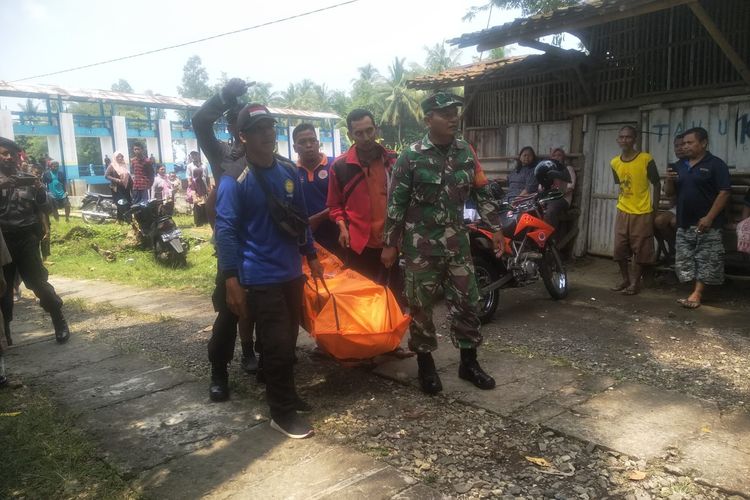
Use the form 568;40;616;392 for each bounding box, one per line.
326;144;397;254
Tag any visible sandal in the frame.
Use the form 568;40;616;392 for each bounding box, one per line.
623;286;639;296
677;298;701;309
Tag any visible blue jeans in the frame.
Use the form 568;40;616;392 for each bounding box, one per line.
132;189;150;205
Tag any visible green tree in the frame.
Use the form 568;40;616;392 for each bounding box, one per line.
15;135;48;162
350;64;385;116
423;42;463;74
464;0;579;19
247;82;280;106
178;55;212;99
464;0;580;47
111;79;134;93
17;98;41;124
379;57;423;145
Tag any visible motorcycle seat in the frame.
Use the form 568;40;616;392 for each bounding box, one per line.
84;192;113;199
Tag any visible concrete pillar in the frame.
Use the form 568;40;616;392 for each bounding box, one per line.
99;136;113;162
157;119;174;166
47;136;62;161
0;110;13;139
59;112;78;167
146;137;159;161
184;137;198;156
333;128;342;157
112;116;129;163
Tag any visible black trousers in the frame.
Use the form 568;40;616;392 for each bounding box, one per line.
208;270;240;365
1;229;63;324
346;246;405;307
247;276;304;420
208;269;259;366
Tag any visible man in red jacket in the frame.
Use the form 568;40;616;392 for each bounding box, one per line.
327;109;397;283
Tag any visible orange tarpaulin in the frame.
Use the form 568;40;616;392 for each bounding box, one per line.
302;245;410;360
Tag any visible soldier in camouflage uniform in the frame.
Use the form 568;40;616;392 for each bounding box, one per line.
381;92;504;395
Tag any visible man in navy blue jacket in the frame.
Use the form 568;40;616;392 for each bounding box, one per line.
215;104;323;439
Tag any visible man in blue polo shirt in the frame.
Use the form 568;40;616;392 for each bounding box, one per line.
215;103;323;439
292;123;339;254
665;127;731;309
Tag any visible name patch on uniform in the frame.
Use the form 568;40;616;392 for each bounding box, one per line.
318;169;328;180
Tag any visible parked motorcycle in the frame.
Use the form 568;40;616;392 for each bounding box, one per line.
469;189;569;323
126;200;189;266
80;192;118;224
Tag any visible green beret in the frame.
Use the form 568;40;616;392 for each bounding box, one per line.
421;92;464;114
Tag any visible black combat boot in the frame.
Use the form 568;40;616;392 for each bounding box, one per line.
458;348;495;390
417;352;442;395
209;364;230;402
4;321;11;347
240;341;258;374
50;310;70;343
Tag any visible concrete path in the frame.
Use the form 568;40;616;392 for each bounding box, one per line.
373;347;750;496
7;276;438;500
10;274;750;497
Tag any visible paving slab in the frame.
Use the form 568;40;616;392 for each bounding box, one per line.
46;353;192;411
672;410;750;495
137;422;419;500
546;382;720;460
83;381;267;475
5;337;121;379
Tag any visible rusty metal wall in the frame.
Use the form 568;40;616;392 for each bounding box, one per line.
642;99;750;172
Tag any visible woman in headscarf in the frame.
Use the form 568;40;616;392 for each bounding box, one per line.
151;164;174;215
105;151;132;221
505;146;539;202
189;166;209;226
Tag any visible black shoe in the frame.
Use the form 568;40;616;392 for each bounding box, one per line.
294;397;312;414
240;354;258;374
209;366;229;402
458;349;495;390
0;375;7;387
51;313;70;343
270;412;314;439
417;352;442;395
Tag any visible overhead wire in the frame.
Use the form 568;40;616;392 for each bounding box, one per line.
12;0;362;82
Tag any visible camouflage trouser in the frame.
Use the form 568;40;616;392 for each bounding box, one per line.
675;227;724;285
404;254;482;353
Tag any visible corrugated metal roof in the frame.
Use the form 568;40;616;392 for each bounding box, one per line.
407;56;530;89
448;0;691;49
406;51;587;89
0;81;340;120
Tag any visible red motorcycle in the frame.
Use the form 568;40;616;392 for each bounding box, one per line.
469;189;569;323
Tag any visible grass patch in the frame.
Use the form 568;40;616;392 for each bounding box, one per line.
0;385;139;499
47;216;216;296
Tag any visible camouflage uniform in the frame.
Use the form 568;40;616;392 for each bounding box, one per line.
384;133;502;353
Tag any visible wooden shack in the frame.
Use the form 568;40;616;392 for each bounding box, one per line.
407;0;750;258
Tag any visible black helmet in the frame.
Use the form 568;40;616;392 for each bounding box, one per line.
534;159;570;190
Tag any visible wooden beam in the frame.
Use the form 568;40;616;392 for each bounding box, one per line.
688;0;750;87
517;39;570;55
474;0;693;51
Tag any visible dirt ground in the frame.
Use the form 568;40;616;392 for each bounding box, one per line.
6;254;748;499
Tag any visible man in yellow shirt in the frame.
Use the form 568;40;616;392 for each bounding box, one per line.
610;126;661;295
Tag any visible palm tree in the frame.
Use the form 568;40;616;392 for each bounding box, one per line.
247;82;281;106
424;42;463;74
379;57;422;144
17;99;40;125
